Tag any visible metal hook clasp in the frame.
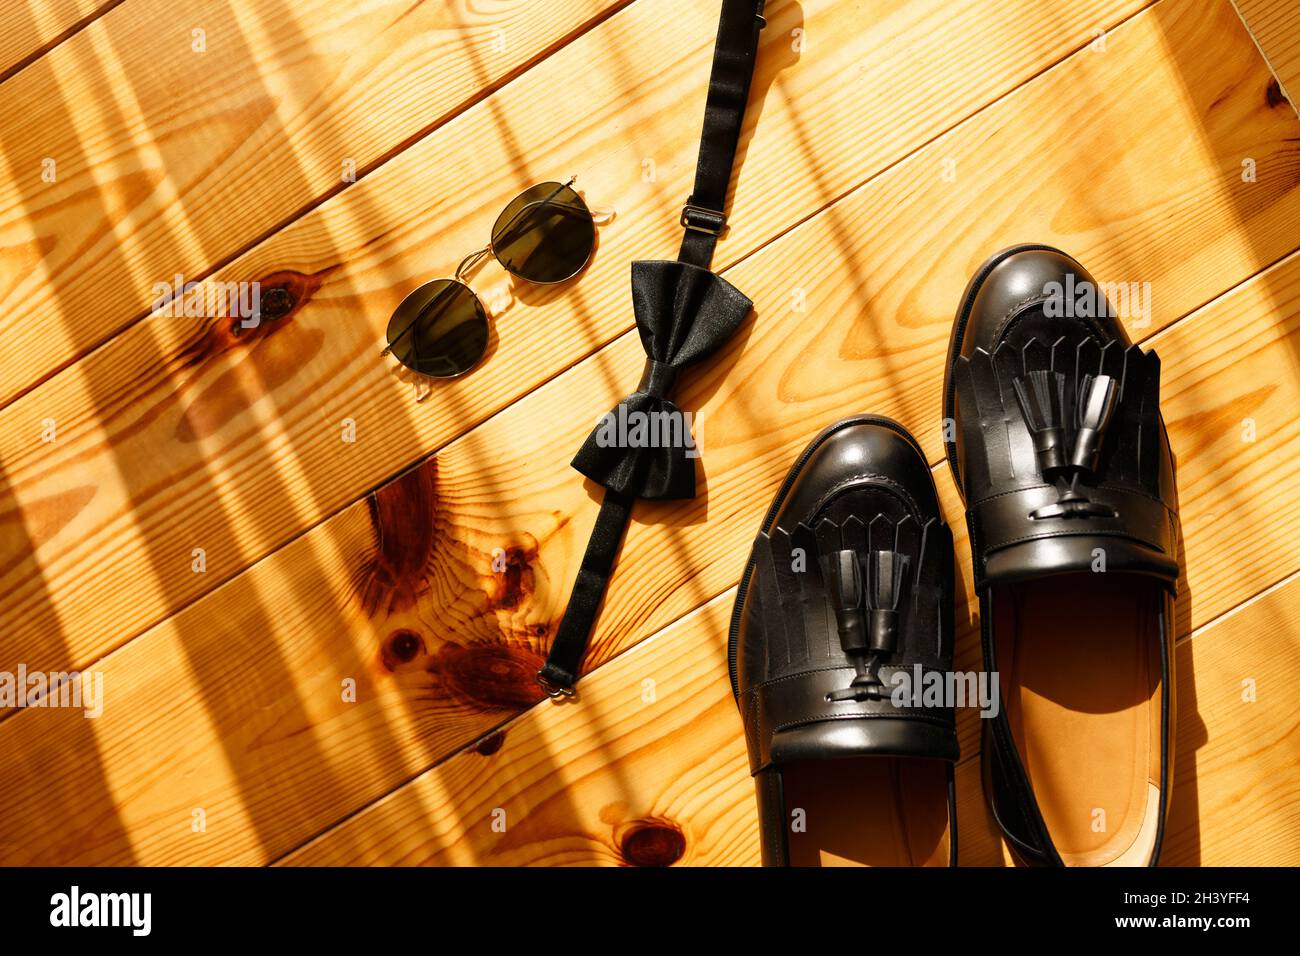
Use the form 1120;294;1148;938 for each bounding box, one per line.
536;670;576;700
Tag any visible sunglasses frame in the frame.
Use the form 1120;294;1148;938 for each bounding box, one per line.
383;179;595;380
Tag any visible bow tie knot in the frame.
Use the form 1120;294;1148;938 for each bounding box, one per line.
570;259;753;500
637;358;678;398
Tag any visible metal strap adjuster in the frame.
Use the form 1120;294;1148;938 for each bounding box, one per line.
535;670;575;700
680;203;727;236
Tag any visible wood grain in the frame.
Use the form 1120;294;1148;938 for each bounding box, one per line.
2;0;1287;688
3;0;1298;868
0;0;629;405
280;591;753;867
282;568;1300;866
0;0;115;81
1235;0;1300;115
1;211;1296;867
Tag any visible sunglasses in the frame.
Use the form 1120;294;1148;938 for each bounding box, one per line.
383;179;596;381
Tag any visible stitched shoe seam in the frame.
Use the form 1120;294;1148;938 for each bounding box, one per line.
810;470;922;520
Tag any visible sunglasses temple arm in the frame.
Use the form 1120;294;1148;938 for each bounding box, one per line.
381;312;420;354
380;281;464;355
490;202;588;251
490;180;585;248
504;199;591;232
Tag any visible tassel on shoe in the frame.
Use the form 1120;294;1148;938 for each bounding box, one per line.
1013;369;1068;475
1071;373;1118;475
824;549;908;701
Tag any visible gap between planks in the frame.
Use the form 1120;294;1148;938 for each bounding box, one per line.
0;0;126;86
266;259;1300;863
0;0;641;409
0;0;1182;683
2;0;1300;868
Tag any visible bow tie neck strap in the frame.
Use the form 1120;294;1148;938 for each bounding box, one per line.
540;0;767;696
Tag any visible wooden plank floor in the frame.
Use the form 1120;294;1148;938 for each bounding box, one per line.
0;0;1297;867
1237;0;1300;113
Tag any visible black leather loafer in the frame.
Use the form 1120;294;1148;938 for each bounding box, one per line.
730;417;958;866
944;245;1180;867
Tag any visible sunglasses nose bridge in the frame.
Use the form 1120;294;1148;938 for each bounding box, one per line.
455;245;493;281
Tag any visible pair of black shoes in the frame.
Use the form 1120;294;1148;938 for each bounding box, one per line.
731;247;1180;867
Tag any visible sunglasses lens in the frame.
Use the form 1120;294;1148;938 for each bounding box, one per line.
386;279;487;378
490;182;595;284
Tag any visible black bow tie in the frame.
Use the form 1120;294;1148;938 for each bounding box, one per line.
540;0;767;698
570;259;753;500
538;260;753;698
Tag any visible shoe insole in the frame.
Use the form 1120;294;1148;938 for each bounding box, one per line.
995;573;1163;866
783;757;950;867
